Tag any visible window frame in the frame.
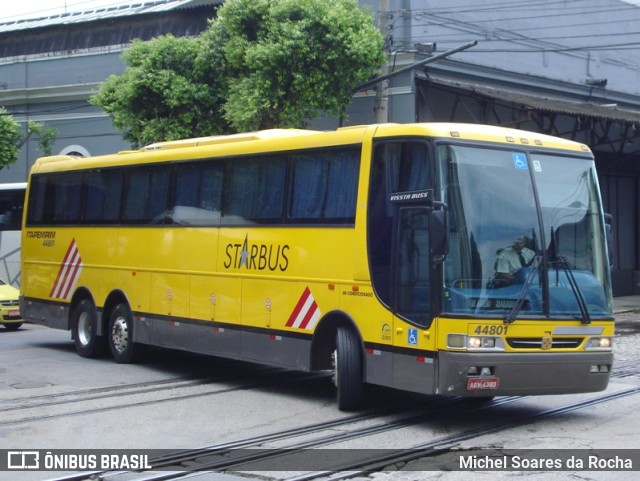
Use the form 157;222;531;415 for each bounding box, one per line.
25;144;363;229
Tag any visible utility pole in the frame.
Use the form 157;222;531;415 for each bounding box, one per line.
375;0;391;123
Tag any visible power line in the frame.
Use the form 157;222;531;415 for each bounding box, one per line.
405;38;640;53
410;11;640;35
406;0;630;17
384;0;640;56
468;42;640;53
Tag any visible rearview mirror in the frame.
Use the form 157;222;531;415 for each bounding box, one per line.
430;202;449;263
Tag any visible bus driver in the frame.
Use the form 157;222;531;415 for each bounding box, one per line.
494;236;535;284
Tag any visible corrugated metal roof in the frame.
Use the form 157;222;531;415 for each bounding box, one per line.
427;77;640;124
0;0;222;34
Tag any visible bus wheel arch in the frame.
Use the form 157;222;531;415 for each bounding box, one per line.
69;288;106;358
311;312;364;411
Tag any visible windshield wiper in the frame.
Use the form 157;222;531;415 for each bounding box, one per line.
556;256;591;324
504;256;541;324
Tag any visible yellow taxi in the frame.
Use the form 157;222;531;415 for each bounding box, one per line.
0;278;22;330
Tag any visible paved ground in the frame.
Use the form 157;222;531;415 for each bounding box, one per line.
614;295;640;327
187;296;640;481
614;295;640;315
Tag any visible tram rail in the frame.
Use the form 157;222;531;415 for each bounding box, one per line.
45;384;640;481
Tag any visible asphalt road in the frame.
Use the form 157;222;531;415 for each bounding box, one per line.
1;318;639;481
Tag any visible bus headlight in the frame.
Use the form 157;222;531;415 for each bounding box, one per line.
586;337;613;350
468;336;495;349
447;334;504;351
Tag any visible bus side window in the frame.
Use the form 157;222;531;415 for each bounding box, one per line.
84;170;124;223
0;189;24;230
51;172;83;224
289;148;359;223
123;166;171;224
223;156;286;225
173;162;223;225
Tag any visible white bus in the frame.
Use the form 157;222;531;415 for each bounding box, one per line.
0;182;26;287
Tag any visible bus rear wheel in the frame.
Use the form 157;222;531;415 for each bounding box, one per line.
72;299;106;358
333;326;363;411
108;303;142;363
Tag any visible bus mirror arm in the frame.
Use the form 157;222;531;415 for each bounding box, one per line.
430;201;449;264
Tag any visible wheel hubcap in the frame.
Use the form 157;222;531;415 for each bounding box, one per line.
111;317;129;354
77;312;92;346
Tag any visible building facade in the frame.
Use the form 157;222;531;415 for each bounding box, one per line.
0;0;222;179
2;0;640;295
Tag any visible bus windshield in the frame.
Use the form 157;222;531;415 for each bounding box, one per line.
440;144;612;319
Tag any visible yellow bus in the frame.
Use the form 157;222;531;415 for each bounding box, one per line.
20;123;614;410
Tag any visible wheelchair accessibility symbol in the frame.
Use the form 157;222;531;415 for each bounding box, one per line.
513;153;528;170
408;328;418;345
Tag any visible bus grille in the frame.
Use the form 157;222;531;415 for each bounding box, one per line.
506;337;583;349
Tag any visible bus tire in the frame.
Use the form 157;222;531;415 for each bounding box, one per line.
72;299;106;358
3;322;22;331
333;326;363;411
108;303;142;364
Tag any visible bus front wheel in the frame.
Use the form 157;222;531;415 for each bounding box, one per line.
72;299;105;358
108;303;142;363
333;326;363;411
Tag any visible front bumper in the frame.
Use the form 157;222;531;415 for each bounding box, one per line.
438;350;613;397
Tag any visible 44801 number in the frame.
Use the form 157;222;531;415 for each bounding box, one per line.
473;325;509;336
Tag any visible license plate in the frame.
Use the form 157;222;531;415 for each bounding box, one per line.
8;310;19;317
467;377;500;390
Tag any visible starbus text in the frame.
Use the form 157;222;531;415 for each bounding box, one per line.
224;239;290;272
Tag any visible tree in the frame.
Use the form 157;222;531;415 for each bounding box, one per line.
0;109;21;168
210;0;385;131
26;121;57;157
91;35;231;148
0;108;57;169
91;0;385;145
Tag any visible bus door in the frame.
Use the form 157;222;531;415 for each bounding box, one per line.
368;138;442;392
391;203;439;394
396;206;431;327
368;140;438;394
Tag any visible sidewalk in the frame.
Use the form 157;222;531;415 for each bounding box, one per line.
614;295;640;314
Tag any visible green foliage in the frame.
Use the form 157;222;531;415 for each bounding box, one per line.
0;109;58;168
0;109;21;168
91;35;231;148
214;0;385;131
27;121;57;157
92;0;385;145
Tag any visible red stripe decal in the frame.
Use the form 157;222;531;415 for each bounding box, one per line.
297;299;319;329
49;239;77;298
50;239;83;300
286;287;311;327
